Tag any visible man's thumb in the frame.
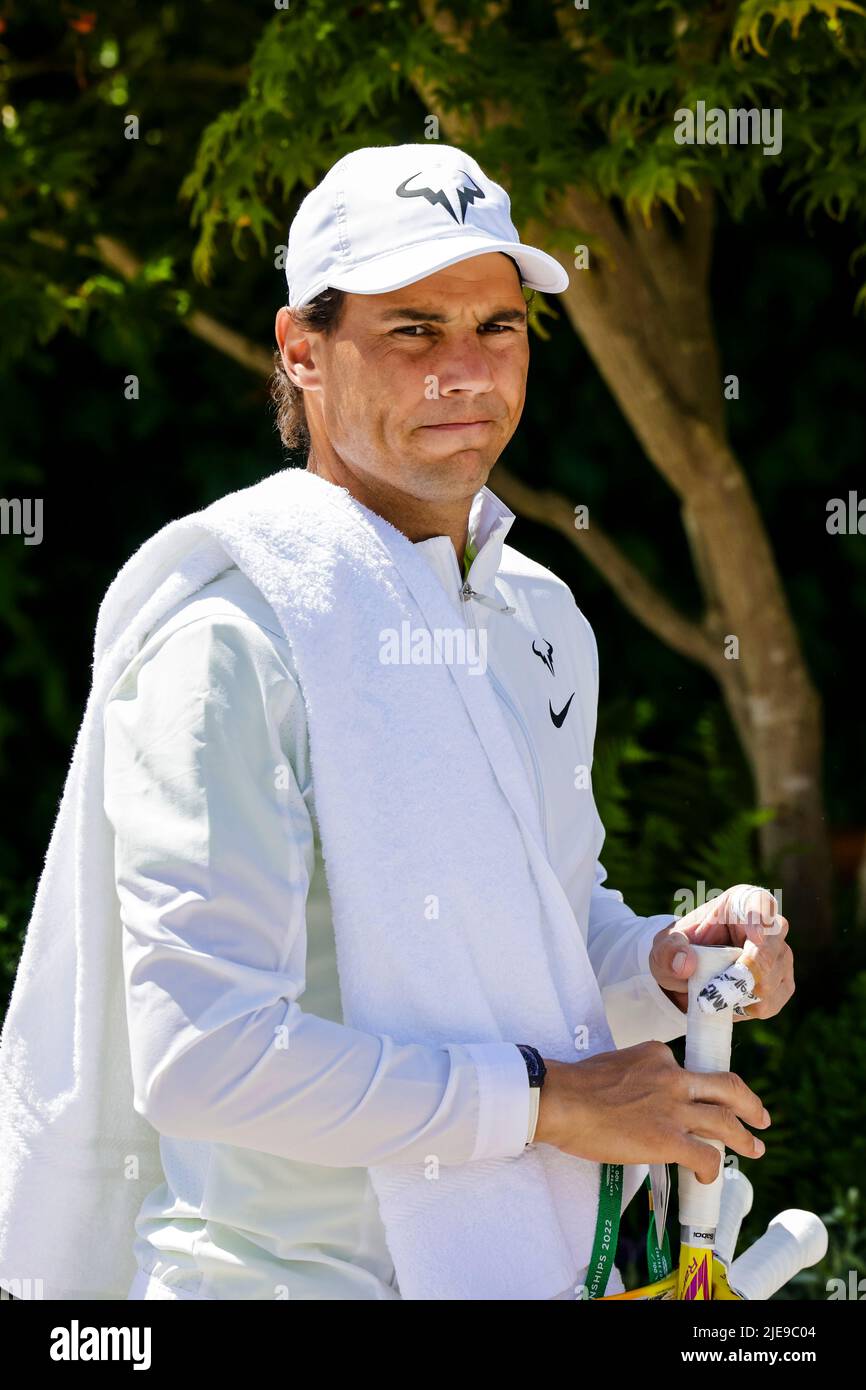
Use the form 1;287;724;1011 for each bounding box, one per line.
659;929;697;985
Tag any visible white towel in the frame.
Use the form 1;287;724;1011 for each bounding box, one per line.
0;466;620;1301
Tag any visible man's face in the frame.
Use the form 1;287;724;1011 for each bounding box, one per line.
282;252;529;506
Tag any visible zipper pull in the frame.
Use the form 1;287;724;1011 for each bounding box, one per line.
460;580;515;615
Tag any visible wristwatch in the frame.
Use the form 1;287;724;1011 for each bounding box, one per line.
516;1044;547;1147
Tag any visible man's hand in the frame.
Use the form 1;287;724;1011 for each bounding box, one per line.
534;1041;771;1182
648;883;795;1022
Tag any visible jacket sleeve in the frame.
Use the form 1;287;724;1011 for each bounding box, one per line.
588;862;687;1048
103;608;532;1168
568;596;686;1048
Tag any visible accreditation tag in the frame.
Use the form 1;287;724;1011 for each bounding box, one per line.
645;1170;673;1282
648;1162;670;1251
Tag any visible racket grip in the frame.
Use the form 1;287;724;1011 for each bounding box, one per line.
714;1166;754;1266
728;1210;828;1300
678;945;742;1232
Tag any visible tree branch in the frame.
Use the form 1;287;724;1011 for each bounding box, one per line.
411;0;514;140
92;234;274;374
44;231;275;376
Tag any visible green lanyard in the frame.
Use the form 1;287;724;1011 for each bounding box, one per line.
584;1165;672;1298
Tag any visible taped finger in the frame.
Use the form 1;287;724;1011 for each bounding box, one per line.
697;958;761;1016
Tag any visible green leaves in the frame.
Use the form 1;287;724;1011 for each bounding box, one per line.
591;701;769;919
731;0;866;57
6;0;865;312
617;153;702;225
732;971;866;1290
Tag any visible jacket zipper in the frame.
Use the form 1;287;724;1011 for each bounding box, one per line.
458;579;550;856
459;579;515;615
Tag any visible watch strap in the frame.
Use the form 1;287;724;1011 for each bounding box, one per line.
515;1044;546;1148
526;1085;541;1145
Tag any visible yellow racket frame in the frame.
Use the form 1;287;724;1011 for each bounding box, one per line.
598;1253;743;1300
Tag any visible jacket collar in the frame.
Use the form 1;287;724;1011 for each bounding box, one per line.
413;484;516;601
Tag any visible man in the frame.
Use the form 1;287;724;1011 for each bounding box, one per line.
1;143;793;1303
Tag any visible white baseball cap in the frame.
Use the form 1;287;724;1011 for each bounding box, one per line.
284;142;570;308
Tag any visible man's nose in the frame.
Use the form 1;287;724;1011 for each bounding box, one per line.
432;337;497;395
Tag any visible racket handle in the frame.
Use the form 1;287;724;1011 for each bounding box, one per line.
678;945;742;1232
714;1166;754;1266
728;1210;828;1300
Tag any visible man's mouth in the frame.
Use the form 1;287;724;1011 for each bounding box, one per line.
420;420;494;431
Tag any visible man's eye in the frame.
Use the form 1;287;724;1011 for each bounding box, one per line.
391;323;516;337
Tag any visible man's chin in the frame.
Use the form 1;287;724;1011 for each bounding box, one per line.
413;448;497;489
412;431;502;469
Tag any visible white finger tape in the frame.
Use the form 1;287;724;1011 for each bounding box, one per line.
697;959;760;1016
727;883;777;927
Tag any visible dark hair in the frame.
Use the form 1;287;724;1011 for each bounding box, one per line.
269;256;531;452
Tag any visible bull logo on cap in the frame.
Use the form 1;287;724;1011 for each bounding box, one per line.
395;168;486;224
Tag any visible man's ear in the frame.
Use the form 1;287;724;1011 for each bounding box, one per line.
275;306;322;392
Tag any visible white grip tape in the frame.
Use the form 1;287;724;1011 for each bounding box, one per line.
728;1210;828;1300
678;945;743;1231
714;1166;754;1265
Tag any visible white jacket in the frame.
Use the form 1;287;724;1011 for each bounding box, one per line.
105;482;684;1301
